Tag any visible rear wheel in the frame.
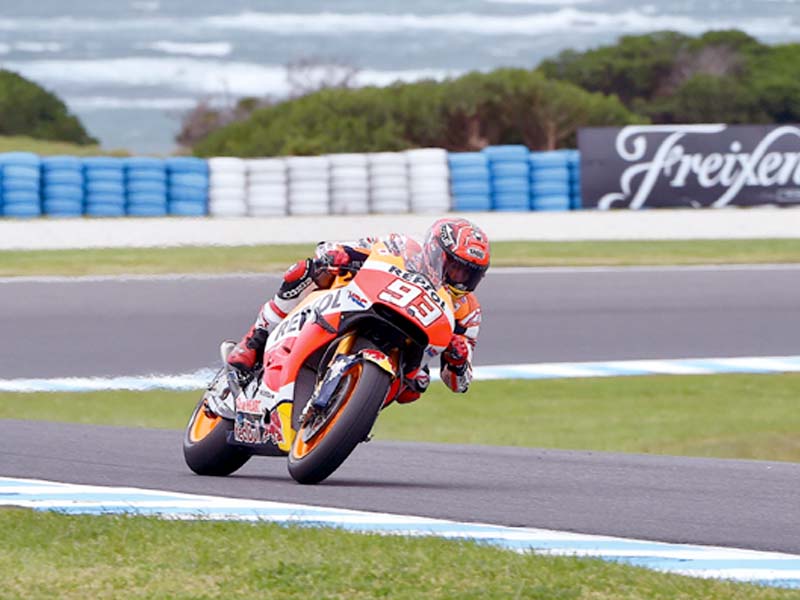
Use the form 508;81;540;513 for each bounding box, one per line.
183;397;251;476
288;360;391;484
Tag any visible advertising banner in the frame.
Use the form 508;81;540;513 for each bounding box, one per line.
578;124;800;209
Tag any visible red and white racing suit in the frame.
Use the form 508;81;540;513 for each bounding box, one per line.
228;234;482;402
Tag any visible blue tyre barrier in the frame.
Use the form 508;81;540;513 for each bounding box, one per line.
127;204;167;217
3;191;39;205
448;166;490;183
127;171;167;184
453;194;492;211
127;180;167;194
531;166;570;183
448;152;488;168
492;177;530;194
2;178;39;193
531;180;570;196
2;165;39;179
84;170;124;183
529;151;569;169
532;195;571;211
451;180;491;195
86;181;125;195
483;145;529;162
491;162;529;178
492;192;529;211
0;152;39;166
166;157;208;173
82;157;122;169
168;185;207;203
2;203;41;218
43;199;82;215
44;185;83;201
169;173;208;188
169;201;207;216
85;192;124;205
85;203;125;217
124;157;163;169
42;156;82;170
127;192;167;206
44;170;83;186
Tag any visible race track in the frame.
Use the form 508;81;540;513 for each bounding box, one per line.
2;265;799;378
2;419;798;554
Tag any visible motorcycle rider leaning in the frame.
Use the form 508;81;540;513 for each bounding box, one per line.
227;217;490;404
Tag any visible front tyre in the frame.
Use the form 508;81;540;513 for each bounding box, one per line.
183;397;251;476
288;361;390;485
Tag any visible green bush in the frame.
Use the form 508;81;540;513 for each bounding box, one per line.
540;30;800;126
193;70;640;157
0;70;96;145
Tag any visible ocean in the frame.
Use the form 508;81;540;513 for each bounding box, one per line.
0;0;797;153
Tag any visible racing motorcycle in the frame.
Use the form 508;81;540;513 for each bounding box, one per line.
183;240;455;484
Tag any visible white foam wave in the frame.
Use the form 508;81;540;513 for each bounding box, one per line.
7;58;455;98
132;0;160;11
0;43;9;54
66;96;199;110
203;9;800;37
13;41;64;53
144;41;233;57
0;9;796;39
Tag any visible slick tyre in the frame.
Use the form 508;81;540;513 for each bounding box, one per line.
183;397;251;476
288;360;390;485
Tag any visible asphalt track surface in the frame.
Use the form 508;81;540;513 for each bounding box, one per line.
2;265;800;378
2;419;798;554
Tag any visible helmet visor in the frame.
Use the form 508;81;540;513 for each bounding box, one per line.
444;257;486;295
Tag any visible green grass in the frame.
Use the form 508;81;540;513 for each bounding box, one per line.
0;509;792;600
4;373;799;462
2;239;800;277
0;134;127;156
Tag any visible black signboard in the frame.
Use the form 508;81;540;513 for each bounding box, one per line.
578;124;800;209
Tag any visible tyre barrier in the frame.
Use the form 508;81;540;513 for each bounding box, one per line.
82;157;125;217
167;157;208;216
0;147;584;219
369;152;409;214
529;151;570;212
0;152;41;218
125;157;167;217
484;145;530;211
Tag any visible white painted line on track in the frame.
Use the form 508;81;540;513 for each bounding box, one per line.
2;355;800;393
1;477;797;589
2;263;800;284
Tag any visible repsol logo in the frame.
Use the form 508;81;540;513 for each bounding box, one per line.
388;265;447;311
271;290;343;341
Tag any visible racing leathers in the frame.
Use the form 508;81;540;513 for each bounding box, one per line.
227;234;482;402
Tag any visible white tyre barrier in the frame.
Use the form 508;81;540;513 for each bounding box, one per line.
209;157;247;217
406;148;450;213
208;157;246;173
328;153;368;168
369;152;410;213
287;155;330;215
329;152;370;214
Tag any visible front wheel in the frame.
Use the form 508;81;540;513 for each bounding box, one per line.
183;397;251;476
288;360;391;484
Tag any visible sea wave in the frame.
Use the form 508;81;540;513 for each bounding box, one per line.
143;41;233;57
66;96;199;110
0;9;796;39
202;9;800;37
7;58;455;98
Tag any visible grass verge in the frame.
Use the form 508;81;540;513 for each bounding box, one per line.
0;509;792;600
0;134;126;156
3;373;799;462
1;239;800;277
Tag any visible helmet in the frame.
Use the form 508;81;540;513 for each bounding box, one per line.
422;218;490;298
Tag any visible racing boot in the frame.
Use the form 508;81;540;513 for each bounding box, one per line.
227;324;270;373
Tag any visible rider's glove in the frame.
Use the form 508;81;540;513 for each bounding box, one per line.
442;334;470;375
310;247;351;287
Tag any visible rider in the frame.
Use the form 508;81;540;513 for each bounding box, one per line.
227;217;490;404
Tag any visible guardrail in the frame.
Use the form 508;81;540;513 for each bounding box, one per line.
0;147;582;218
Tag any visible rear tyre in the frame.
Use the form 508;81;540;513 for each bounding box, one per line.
288;361;390;485
183;397;251;476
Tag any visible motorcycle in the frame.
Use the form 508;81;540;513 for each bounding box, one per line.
183;239;455;484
